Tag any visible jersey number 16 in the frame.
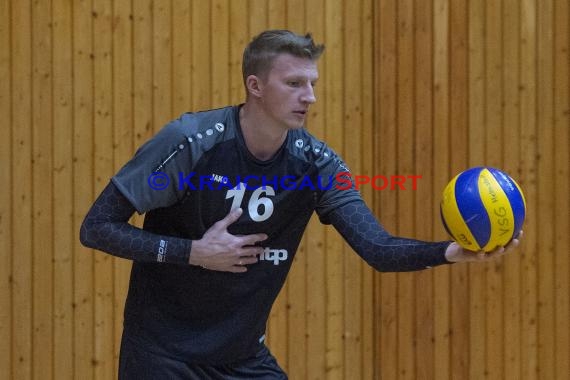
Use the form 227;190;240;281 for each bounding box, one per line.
225;183;275;222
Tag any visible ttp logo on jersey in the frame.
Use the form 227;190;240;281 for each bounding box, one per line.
259;248;288;265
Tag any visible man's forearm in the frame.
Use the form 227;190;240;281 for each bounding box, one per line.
79;181;192;265
328;201;452;272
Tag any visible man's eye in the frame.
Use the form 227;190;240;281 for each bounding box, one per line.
288;81;300;87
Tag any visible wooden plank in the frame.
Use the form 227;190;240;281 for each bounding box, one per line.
324;1;344;378
413;0;435;377
342;1;362;378
268;0;286;29
72;0;95;377
536;0;555;378
127;4;152;361
112;0;134;372
553;1;570;377
360;0;375;378
248;0;267;37
131;0;153;243
520;0;539;378
229;0;248;105
11;0;33;378
92;0;115;378
285;2;308;378
502;0;522;378
153;0;173;128
191;0;211;110
287;0;304;32
484;1;506;379
211;0;230;108
396;0;416;378
375;0;398;378
172;0;192;115
449;1;470;379
52;0;74;378
432;0;451;378
0;0;11;377
0;0;11;378
303;3;326;379
133;0;154;146
32;0;55;373
467;0;487;378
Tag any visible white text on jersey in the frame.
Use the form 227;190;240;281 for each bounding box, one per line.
210;173;229;184
259;248;288;265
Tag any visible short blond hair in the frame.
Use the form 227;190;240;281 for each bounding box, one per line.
242;30;325;84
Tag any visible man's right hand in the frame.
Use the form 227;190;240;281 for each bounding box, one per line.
189;208;268;273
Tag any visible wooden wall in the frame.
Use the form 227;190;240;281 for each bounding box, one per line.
0;0;568;379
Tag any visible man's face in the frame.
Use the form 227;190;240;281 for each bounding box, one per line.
256;53;318;130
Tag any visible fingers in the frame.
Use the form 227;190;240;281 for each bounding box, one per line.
483;247;505;259
490;234;521;257
507;231;522;248
238;233;268;247
231;255;259;272
236;254;259;266
229;265;248;273
499;230;522;254
208;255;258;273
212;208;268;246
199;207;270;273
480;236;521;259
475;250;487;260
216;207;244;229
505;238;520;250
197;248;261;273
238;245;264;257
199;257;257;273
449;230;523;263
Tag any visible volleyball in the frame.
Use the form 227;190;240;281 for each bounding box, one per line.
440;167;526;252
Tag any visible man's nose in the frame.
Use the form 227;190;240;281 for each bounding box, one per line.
301;84;316;104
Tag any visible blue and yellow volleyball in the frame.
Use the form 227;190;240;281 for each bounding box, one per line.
440;167;526;252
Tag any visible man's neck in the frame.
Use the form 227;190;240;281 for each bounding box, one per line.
239;104;288;161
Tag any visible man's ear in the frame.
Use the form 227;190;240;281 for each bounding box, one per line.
245;75;263;98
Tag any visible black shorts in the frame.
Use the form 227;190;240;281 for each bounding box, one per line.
118;335;288;380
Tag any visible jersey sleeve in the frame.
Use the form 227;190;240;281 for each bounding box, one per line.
314;145;362;223
112;115;195;214
80;181;192;264
327;200;452;271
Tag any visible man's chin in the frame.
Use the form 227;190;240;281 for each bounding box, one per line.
286;120;306;130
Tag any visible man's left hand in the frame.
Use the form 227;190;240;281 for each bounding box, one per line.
445;231;523;263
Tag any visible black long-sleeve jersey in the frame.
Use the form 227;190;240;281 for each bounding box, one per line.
80;105;451;365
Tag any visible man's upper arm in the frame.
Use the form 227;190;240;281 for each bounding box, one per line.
313;145;362;224
112;116;195;214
